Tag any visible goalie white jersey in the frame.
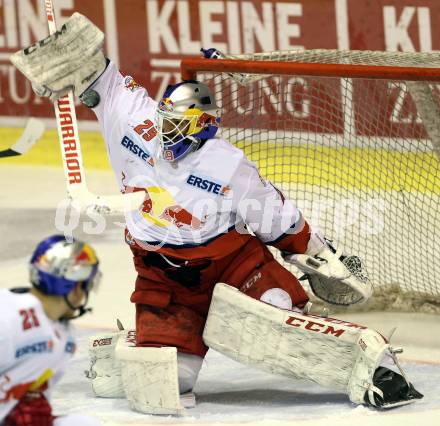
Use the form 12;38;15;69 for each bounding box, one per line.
89;62;306;256
0;289;75;421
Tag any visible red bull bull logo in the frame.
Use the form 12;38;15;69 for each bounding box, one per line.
122;186;153;214
76;245;97;264
0;370;52;403
161;205;202;229
124;186;202;230
196;112;217;128
0;375;33;402
124;76;141;92
159;98;174;112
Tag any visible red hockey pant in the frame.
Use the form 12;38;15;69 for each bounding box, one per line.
130;236;309;357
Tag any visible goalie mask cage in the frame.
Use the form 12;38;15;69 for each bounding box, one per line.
181;50;440;313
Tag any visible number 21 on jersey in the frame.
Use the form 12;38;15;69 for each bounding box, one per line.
20;308;40;330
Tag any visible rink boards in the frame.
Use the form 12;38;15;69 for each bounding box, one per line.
0;127;439;193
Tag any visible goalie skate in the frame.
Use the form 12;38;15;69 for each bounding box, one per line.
365;366;423;409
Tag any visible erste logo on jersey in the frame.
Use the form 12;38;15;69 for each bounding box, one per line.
187;174;231;196
121;136;154;167
15;339;54;358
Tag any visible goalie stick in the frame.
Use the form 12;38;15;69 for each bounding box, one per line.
43;0;144;214
0;118;44;158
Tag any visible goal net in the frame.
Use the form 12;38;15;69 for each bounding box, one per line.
181;50;440;313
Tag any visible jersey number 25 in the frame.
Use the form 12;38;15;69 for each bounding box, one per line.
134;119;157;142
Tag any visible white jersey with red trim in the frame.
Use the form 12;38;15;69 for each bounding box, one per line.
89;62;305;252
0;289;75;421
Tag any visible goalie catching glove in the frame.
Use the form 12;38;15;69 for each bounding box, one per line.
10;13;106;100
283;231;372;305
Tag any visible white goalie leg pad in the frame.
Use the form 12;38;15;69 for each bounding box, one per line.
203;283;391;405
115;337;195;415
86;330;133;398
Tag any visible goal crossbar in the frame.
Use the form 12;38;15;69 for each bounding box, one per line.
181;58;440;82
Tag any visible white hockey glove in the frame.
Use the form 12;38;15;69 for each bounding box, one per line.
10;13;106;100
283;232;372;305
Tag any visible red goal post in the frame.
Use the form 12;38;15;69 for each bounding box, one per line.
181;57;440;82
181;50;440;313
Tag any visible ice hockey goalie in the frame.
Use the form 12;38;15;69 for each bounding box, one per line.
10;12;423;416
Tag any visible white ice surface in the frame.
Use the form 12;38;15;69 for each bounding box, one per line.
1;166;439;425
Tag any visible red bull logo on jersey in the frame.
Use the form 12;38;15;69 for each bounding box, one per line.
0;376;33;403
124;76;141;92
75;244;98;265
128;186;202;229
161;204;202;229
1;371;52;403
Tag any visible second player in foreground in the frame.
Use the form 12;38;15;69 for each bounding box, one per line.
0;235;101;425
11;13;423;414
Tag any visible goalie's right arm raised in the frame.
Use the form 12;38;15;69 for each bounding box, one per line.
10;13;156;154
